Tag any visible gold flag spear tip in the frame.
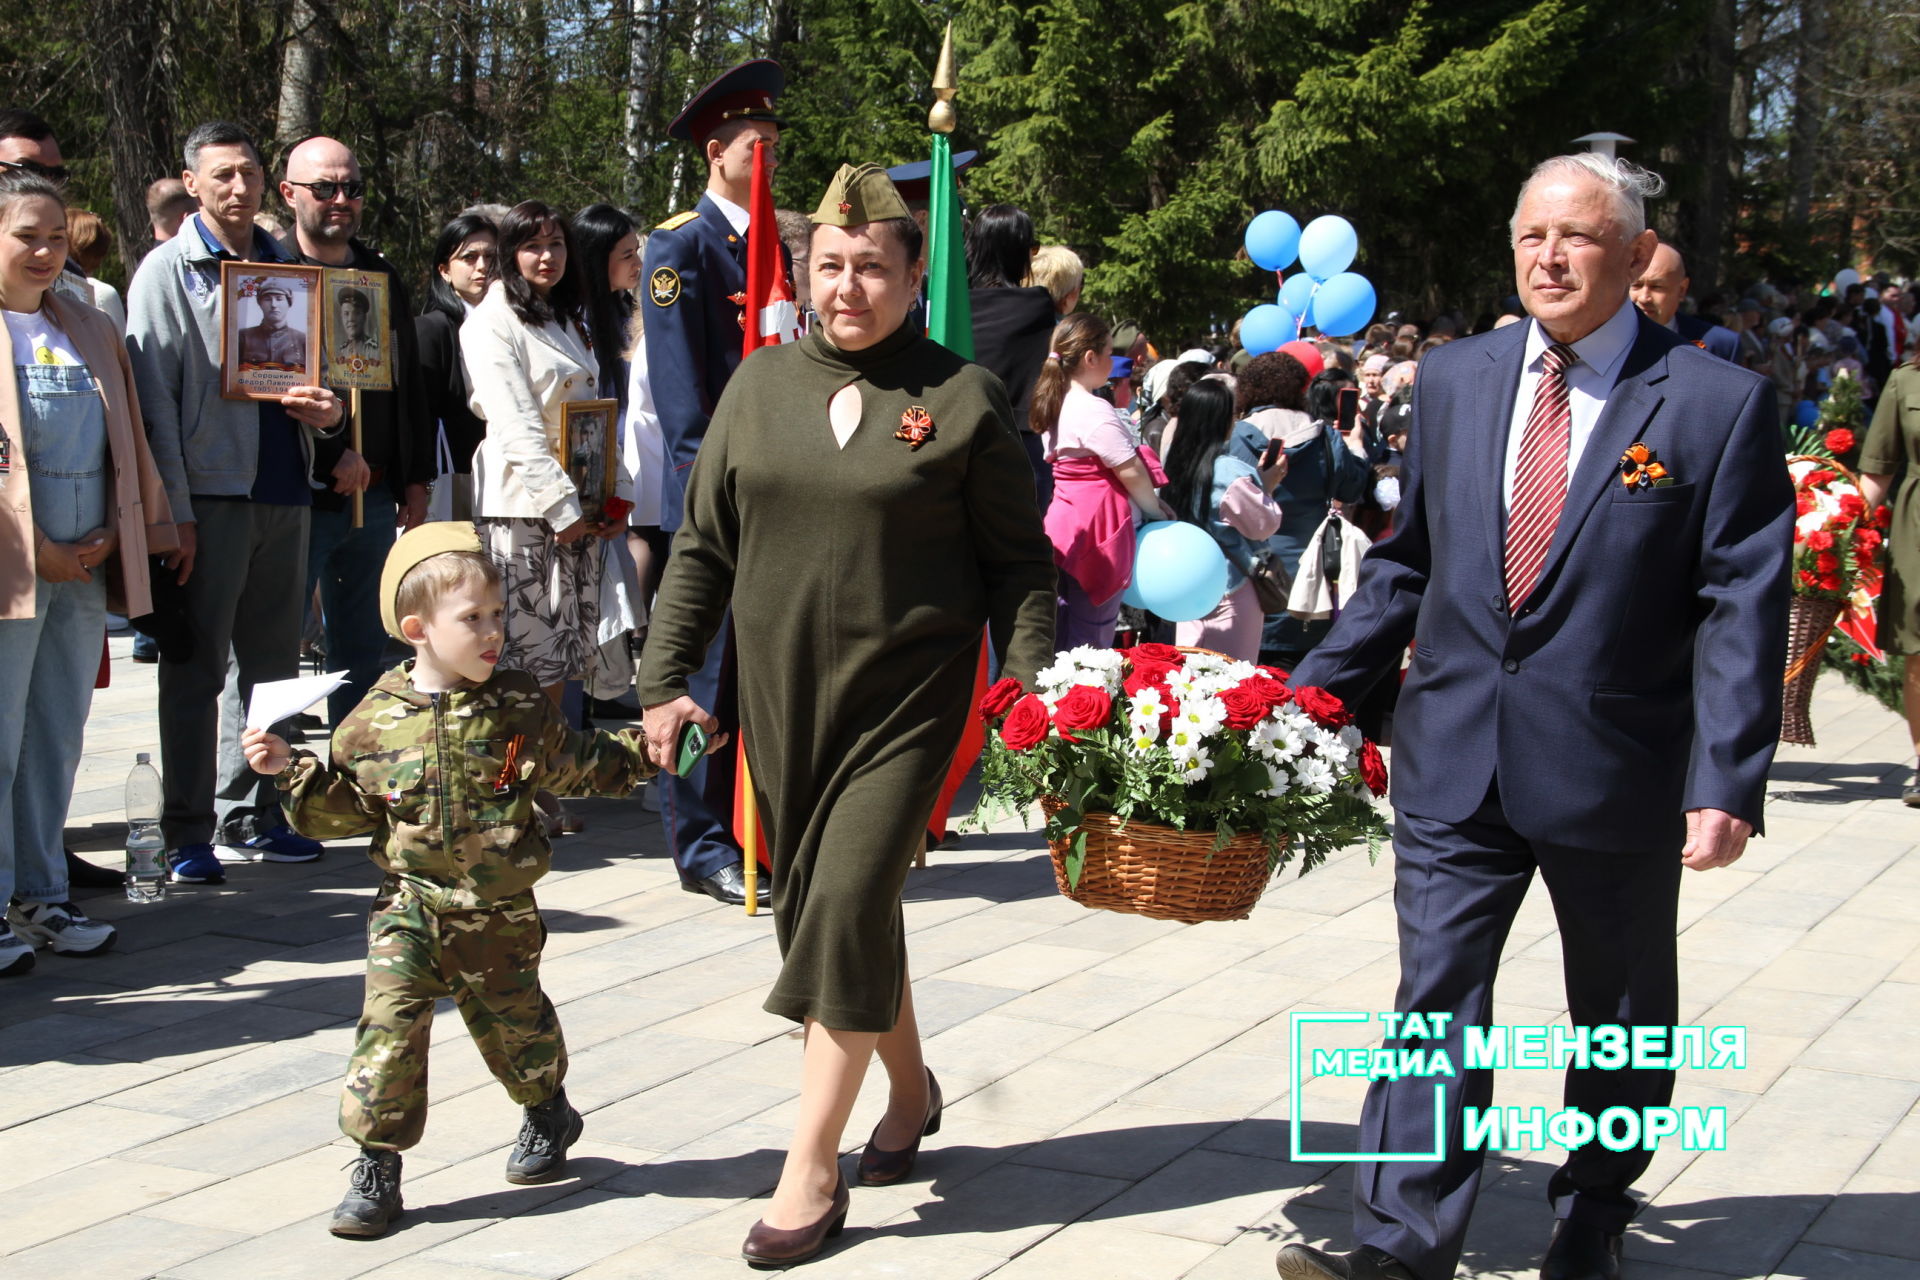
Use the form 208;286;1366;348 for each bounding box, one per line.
930;22;957;134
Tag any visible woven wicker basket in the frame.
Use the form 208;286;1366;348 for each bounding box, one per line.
1043;801;1280;923
1781;595;1846;746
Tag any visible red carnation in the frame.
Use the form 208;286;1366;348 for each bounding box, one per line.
1816;552;1840;574
1220;684;1274;731
999;695;1051;751
1292;685;1352;728
1359;740;1388;796
1126;642;1185;666
979;677;1024;719
1825;428;1856;454
1052;685;1114;739
1858;528;1884;551
1796;492;1815;516
1853;652;1873;665
1838;493;1867;522
1806;469;1836;488
1819;574;1843;592
1798;569;1820;588
1805;529;1834;551
1875;504;1892;528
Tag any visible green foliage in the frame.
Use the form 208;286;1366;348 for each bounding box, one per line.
1823;628;1903;715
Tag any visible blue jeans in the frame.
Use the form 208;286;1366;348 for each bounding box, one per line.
306;489;398;722
2;362;110;905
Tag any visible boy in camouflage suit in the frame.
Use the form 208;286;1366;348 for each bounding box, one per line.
243;522;666;1238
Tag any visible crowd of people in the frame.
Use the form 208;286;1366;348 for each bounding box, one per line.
0;53;1911;1279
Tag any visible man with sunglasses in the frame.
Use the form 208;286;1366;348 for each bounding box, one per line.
279;135;434;729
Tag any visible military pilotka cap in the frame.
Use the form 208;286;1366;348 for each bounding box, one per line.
810;164;913;227
380;521;485;641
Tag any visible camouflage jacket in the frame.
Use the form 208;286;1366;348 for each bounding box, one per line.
278;663;655;907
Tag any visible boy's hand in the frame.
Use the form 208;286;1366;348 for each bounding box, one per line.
242;728;293;776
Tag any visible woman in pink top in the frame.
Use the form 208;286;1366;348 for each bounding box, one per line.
1035;313;1172;648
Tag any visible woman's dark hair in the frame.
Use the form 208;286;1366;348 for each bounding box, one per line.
570;203;638;397
0;168;65;214
423;212;498;322
1159;379;1239;527
1159;360;1213;418
1029;311;1111;434
1235;351;1309;416
1306;367;1357;421
496;200;583;328
966;203;1036;290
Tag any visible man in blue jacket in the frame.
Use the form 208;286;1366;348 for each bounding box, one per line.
1276;155;1792;1280
639;60;786;907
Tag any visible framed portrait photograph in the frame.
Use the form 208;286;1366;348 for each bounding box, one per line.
219;261;324;401
323;268;393;391
559;398;619;525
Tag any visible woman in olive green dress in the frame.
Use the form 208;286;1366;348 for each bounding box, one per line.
638;164;1055;1265
1862;354;1920;803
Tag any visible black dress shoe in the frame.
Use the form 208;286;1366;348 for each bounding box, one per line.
588;694;644;720
1276;1244;1416;1280
64;849;126;890
857;1068;942;1186
683;861;770;906
1540;1219;1621;1280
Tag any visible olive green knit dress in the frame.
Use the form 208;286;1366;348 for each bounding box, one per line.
636;323;1057;1031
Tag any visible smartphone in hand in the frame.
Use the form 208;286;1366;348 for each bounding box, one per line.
674;721;709;777
1336;386;1361;435
1260;437;1286;469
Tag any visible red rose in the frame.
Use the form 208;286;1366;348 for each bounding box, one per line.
1244;674;1291;706
979;677;1024;719
1825;428;1856;454
1258;664;1292;683
1805;529;1834;551
1796;492;1815;516
1052;685;1114;739
1359;740;1388;796
1816;551;1840;575
1126;643;1184;666
999;695;1051;751
1122;667;1170;702
1220;684;1273;731
1292;685;1352;728
1127;658;1179;686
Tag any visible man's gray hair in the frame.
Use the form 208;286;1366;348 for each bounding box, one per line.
183;121;262;173
1511;153;1667;241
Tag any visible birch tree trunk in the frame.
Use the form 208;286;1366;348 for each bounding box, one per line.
277;0;328;149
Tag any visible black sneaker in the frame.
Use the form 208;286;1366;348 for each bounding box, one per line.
505;1088;583;1184
330;1148;403;1238
1904;771;1920;808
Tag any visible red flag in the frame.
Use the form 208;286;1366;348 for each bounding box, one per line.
742;138;800;358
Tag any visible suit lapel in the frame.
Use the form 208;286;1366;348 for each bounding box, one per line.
1478;325;1527;575
1527;326;1672;599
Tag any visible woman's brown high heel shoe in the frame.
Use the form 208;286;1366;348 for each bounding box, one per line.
741;1173;850;1268
856;1068;942;1187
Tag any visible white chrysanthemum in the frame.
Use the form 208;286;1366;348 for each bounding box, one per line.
1127;708;1162;744
1176;746;1215;781
1175;695;1227;740
1262;761;1292;797
1337;725;1363;752
1183;650;1230;677
1255;718;1306;762
1165;723;1204;756
1295;756;1337;795
1128;687;1169;719
1128;725;1160;755
1221;660;1258;683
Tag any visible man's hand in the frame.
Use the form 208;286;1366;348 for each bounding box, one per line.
282;385;344;431
1682;808;1751;871
330;449;372;495
242;728;293;776
642;696;722;775
164;521;198;585
399;483;429;530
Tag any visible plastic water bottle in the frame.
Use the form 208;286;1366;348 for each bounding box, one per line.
125;753;166;903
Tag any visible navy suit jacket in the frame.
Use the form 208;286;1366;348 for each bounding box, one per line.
642;194;748;532
1676;312;1742;363
1290;313;1794;852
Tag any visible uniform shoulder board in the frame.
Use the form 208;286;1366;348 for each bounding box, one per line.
656;210;700;231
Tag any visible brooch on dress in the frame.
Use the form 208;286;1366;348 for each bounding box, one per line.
896;405;935;450
1618;442;1676;489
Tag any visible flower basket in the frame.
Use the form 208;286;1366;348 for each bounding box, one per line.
971;644;1390;922
1041;798;1284;923
1781;595;1846;746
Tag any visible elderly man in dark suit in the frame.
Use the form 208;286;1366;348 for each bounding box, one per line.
1630;241;1741;363
1276;154;1792;1280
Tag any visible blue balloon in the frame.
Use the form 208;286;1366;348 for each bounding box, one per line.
1240;303;1295;355
1278;272;1317;328
1311;271;1376;337
1244;210;1301;272
1131;521;1230;623
1795;399;1820;428
1299;215;1358;280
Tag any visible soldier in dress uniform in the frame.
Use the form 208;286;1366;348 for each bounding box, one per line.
333;284;382;365
640;58;789;908
238;278;308;370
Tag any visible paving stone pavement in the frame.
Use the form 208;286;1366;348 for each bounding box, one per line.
4;636;1917;1279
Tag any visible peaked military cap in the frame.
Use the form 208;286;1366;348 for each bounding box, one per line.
810;164;912;227
669;59;786;143
883;150;978;207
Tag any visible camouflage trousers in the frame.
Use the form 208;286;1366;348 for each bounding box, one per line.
341;880;567;1150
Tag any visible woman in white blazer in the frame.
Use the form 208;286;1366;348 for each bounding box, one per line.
460;200;626;701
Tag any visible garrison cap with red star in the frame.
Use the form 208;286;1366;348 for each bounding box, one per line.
668;59;786;143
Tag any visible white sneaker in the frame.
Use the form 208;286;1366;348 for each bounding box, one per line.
8;901;116;956
0;925;32;976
